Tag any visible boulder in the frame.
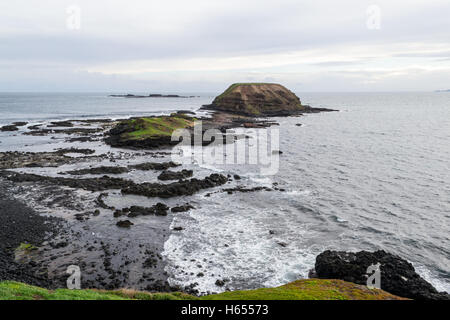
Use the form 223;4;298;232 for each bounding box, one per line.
314;250;449;300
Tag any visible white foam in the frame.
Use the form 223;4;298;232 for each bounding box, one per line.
162;195;322;294
415;265;450;293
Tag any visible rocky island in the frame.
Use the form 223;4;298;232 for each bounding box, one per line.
105;83;336;150
202;83;336;116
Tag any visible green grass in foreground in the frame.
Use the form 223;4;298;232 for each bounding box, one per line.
123;116;195;140
0;279;406;300
0;281;197;300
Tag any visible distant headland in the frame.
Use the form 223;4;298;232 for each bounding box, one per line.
109;94;199;98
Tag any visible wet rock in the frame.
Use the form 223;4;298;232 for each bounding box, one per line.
143;257;158;268
74;213;90;221
215;280;225;287
1;151;103;169
116;220;133;228
125;203;170;218
1;150;103;169
314;250;450;300
95;193;115;210
122;174;228;198
27;124;42;130
48;121;74;128
129;161;180;171
1;125;19;132
24;127;103;136
171;204;194;213
65;136;95;143
53;241;68;249
55;148;95;155
222;186;272;193
4;171;227;199
12;122;28;127
3;171;135;192
158;169;193;181
63;166;129;175
113;210;127;218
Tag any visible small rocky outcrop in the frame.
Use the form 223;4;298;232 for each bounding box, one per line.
157;169;193;181
114;203;170;218
116;220;133;228
129;162;180;171
122;174;229;198
171;204;194;213
203;83;336;117
1;125;19;132
62;166;129;176
313;250;449;300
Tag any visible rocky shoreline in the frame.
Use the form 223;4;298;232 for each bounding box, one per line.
0;86;448;299
0;180;61;288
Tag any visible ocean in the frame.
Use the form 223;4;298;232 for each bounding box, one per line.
0;92;449;293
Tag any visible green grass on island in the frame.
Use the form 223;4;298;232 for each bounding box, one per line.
121;115;195;141
0;279;406;300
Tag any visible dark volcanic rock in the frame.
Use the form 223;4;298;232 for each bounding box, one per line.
116;220;133;228
0;184;61;288
109;93;192;98
12;122;28;127
24;127;102;136
121;203;170;218
55;148;96;155
3;171;228;198
222;186;272;194
2;171;135;192
314;250;450;300
1;125;19;132
157;169;193;181
122;174;228;198
48;121;74;128
171;204;194;213
0;151;101;169
63;166;129;176
129;161;181;171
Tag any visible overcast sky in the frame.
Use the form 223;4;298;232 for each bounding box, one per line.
0;0;449;92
